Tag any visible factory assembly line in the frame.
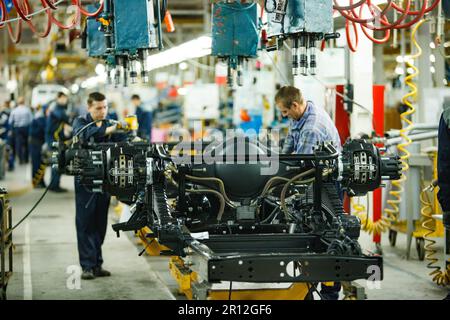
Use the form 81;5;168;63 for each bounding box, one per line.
52;135;400;299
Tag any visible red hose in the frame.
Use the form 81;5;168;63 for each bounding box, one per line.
391;0;440;15
338;0;435;49
42;0;58;10
360;22;391;44
340;0;404;27
75;0;104;17
24;1;53;38
389;0;428;29
0;0;104;44
350;0;393;24
357;2;390;43
12;0;31;21
357;0;410;32
50;0;81;30
6;11;23;44
0;0;7;28
333;0;367;10
345;19;359;52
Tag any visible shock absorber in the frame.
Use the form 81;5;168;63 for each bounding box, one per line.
114;56;122;87
106;64;114;85
227;60;233;87
309;34;318;75
299;34;308;76
139;49;150;83
292;36;299;76
129;59;138;84
122;57;129;87
236;57;243;87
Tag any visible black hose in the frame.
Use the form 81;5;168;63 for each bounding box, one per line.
11;175;57;231
73;119;105;139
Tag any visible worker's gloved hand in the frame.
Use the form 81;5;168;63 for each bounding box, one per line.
116;120;131;131
105;123;119;135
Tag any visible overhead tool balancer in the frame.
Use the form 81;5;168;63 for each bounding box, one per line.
211;1;259;86
83;0;166;86
265;0;339;76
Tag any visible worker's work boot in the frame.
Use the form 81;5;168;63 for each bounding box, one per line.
81;270;95;280
94;267;111;277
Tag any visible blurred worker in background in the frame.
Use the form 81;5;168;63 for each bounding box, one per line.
107;102;119;121
5;101;16;171
0;101;11;177
29;105;47;189
275;85;342;300
131;94;152;141
437;101;450;300
8;97;32;165
0;101;11;142
73;92;131;280
45;92;72;192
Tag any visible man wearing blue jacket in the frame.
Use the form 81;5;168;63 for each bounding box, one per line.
276;86;342;300
29;105;47;188
131;94;152;141
73;92;130;280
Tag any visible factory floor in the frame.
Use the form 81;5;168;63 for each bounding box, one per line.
3;164;175;300
2;164;449;300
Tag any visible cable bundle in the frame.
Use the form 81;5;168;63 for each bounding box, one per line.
334;0;441;51
0;0;104;43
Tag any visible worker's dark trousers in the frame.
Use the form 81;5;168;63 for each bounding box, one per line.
75;181;111;271
14;126;29;164
7;131;15;170
29;141;44;186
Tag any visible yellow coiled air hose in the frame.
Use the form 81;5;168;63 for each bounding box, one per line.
351;197;390;235
420;187;450;286
351;19;427;234
420;151;450;287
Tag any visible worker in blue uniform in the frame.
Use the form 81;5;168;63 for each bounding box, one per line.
437;104;450;300
45;92;72;192
0;101;12;177
275;86;342;300
131;94;152;141
29;105;47;188
73;92;131;280
0;101;11;142
9;97;33;165
107;102;119;121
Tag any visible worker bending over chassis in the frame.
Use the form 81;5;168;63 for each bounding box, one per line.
275;86;342;300
73;92;131;280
